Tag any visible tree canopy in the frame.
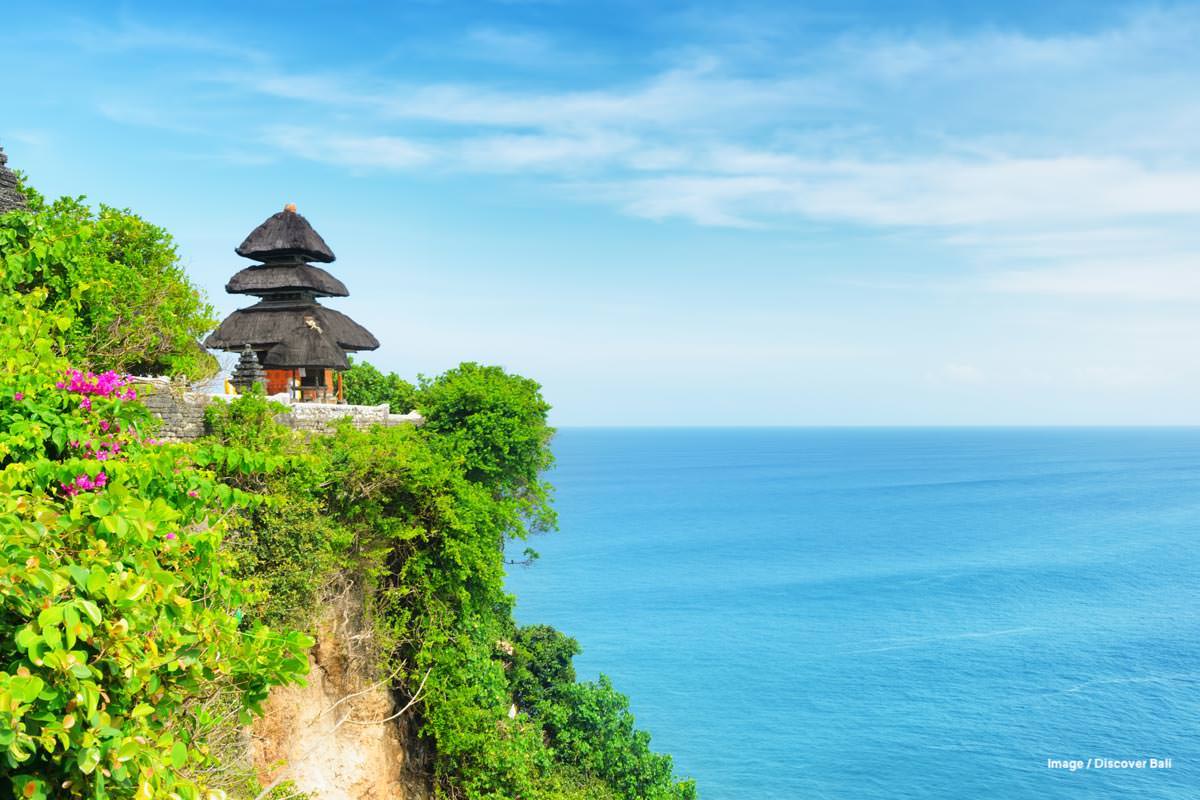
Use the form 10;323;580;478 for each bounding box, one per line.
0;185;217;381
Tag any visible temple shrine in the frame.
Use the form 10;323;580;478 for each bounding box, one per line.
205;204;379;401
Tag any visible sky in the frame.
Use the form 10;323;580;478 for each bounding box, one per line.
4;1;1200;425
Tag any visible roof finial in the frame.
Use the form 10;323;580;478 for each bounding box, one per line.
284;202;297;213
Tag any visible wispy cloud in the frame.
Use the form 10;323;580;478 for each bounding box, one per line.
611;155;1200;227
60;5;1200;300
984;258;1200;301
459;26;600;68
169;7;1200;238
16;3;1200;422
63;18;265;62
265;127;433;170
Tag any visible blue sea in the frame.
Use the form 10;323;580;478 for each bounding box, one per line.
505;428;1200;799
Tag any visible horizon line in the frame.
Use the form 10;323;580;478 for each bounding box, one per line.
549;423;1200;430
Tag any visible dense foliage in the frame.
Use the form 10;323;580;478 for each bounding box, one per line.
1;182;695;799
205;375;693;799
0;185;217;381
510;627;694;800
0;290;310;800
341;358;417;413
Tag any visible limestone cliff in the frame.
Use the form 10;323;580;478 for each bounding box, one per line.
251;581;433;800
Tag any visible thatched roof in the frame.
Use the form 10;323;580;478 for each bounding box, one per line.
236;206;336;263
262;323;351;369
226;263;348;297
209;204;380;370
0;147;26;214
204;301;379;353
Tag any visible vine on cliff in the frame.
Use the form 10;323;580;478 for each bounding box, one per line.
205;363;695;800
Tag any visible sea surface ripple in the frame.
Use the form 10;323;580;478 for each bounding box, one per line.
506;428;1200;799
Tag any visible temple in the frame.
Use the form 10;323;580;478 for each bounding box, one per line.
205;204;379;401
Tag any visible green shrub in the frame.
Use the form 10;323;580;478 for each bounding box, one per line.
0;187;217;381
510;624;581;717
342;358;417;413
0;291;310;800
543;678;696;800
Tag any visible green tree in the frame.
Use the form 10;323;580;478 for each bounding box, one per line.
510;624;580;717
0;186;217;381
546;678;697;800
342;358;418;412
418;362;557;534
506;624;697;800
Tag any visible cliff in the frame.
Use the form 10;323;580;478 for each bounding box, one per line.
252;580;433;799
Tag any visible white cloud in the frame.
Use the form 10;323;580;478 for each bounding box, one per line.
984;259;1200;301
264;127;432;170
615;155;1200;228
79;7;1200;246
457;27;604;68
64;18;265;62
229;58;835;132
458;131;641;172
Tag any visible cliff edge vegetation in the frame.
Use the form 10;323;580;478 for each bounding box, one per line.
0;179;696;800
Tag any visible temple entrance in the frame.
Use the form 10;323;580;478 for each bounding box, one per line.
297;368;334;403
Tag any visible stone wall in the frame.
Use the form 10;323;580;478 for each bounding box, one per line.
133;378;423;442
138;380;210;441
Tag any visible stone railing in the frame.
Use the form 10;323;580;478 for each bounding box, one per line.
133;378;423;442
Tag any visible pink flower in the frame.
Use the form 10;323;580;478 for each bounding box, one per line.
58;369;135;400
99;420;110;432
63;471;107;497
187;490;199;498
13;392;23;401
96;451;108;461
80;398;92;411
165;532;177;541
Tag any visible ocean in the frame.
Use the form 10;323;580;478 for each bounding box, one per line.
505;428;1200;799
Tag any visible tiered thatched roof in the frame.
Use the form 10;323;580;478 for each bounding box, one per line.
209;302;378;352
204;205;378;371
236;206;335;263
225;264;348;297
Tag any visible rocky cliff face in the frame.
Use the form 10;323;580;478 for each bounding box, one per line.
252;579;433;799
0;146;26;214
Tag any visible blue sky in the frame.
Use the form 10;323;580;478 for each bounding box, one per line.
5;1;1200;425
